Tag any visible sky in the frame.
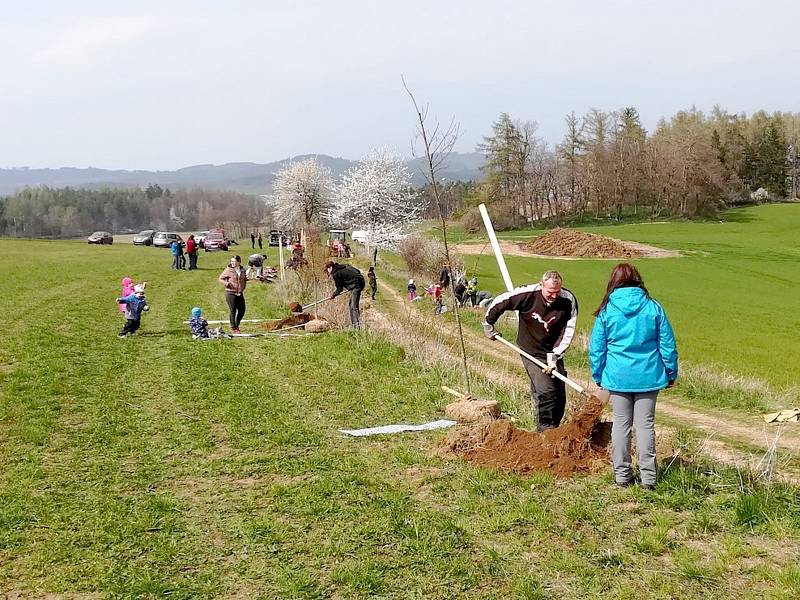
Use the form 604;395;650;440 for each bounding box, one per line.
1;0;799;170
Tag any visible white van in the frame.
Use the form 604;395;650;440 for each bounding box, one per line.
351;230;368;244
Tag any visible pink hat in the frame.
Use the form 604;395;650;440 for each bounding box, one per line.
122;277;133;285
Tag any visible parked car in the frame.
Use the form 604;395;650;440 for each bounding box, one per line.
351;230;368;244
153;232;184;248
268;230;290;247
87;231;113;245
203;230;229;251
195;231;209;247
133;229;156;246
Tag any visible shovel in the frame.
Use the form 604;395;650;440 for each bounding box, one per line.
300;289;350;312
494;334;609;404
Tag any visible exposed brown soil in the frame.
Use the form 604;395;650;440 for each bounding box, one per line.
524;228;642;258
444;395;611;477
260;312;313;330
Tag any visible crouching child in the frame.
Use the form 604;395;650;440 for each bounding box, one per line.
117;284;148;337
188;307;228;339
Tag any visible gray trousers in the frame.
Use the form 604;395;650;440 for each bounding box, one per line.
610;391;658;486
521;357;567;432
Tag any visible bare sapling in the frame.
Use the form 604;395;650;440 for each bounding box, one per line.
403;76;472;396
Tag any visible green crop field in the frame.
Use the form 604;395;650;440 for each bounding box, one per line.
446;204;800;393
1;209;800;598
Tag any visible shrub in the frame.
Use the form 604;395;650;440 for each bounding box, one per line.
397;236;463;281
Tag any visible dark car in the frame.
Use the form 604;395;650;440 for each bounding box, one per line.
203;230;229;251
87;231;113;245
153;232;184;248
133;229;156;246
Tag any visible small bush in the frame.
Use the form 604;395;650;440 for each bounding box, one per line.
397;236;464;281
460;207;484;233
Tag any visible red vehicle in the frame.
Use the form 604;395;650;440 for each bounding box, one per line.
203;229;229;251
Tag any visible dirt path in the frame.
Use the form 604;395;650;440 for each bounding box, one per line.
372;280;800;465
453;239;680;260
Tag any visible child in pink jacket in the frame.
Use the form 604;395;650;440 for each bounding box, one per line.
119;278;135;313
119;278;146;313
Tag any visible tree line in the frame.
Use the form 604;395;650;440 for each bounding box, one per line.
0;185;271;238
460;106;800;229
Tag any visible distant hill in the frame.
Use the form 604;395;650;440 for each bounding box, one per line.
0;152;485;195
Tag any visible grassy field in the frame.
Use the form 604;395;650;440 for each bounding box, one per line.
1;228;800;598
420;205;800;396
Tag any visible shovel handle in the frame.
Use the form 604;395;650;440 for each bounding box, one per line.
494;335;587;396
301;290;350;311
442;385;466;398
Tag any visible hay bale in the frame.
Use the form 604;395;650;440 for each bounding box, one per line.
305;318;333;333
445;398;501;423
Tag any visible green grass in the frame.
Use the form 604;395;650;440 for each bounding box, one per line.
410;205;800;396
1;238;799;598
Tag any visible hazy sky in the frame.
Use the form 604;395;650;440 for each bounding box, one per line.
2;0;798;170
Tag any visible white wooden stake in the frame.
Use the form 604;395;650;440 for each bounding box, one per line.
479;203;515;293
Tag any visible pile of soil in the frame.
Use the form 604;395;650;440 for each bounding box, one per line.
445;397;501;422
261;312;313;331
443;395;611;477
524;228;642;258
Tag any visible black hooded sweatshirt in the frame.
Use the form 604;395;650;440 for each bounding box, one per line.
330;263;365;296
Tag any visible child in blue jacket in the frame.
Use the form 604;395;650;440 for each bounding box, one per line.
117;284;149;337
589;263;678;490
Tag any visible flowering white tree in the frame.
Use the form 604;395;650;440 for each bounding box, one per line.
331;149;421;250
270;157;333;229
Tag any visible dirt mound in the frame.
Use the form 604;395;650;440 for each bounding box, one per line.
443;396;611;477
524;228;642;258
445;398;501;422
261;313;313;331
305;318;333;333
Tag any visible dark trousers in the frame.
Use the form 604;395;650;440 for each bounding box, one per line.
119;319;141;336
521;356;567;431
258;238;262;249
369;284;377;300
349;287;362;327
188;252;198;270
225;292;246;329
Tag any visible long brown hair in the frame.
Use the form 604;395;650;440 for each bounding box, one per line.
593;263;650;316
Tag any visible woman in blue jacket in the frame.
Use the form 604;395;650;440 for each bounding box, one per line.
589;263;678;489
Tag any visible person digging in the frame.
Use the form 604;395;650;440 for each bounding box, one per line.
324;260;365;329
483;270;578;432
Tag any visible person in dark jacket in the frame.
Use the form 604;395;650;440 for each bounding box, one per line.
257;231;263;249
324;261;365;328
250;232;256;248
589;263;678;490
438;261;451;290
367;266;377;300
117;284;149;337
483;270;578;431
454;278;467;307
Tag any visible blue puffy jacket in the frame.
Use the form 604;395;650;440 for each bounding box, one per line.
589;287;678;393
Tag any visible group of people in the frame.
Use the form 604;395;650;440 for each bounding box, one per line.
250;232;264;249
170;235;200;270
483;265;678;489
118;237;678;488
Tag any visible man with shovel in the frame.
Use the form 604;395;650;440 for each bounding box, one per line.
324;261;365;328
483;270;578;431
